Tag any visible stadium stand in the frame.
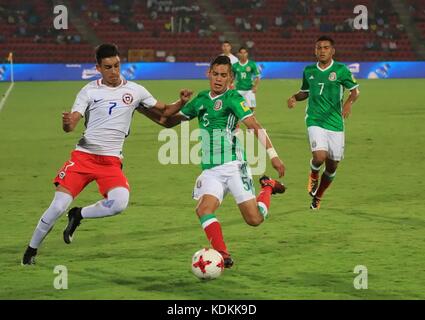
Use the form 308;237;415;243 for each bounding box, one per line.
408;0;425;40
0;0;421;63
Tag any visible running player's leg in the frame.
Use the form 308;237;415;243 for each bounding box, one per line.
63;158;130;244
307;126;328;196
228;162;284;225
316;158;338;198
22;152;91;265
311;129;344;210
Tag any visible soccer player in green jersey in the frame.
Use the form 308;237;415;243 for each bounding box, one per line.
287;36;360;210
232;47;261;112
140;55;286;267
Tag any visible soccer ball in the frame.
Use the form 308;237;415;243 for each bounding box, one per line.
191;248;224;280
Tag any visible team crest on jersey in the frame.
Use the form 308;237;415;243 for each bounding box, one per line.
214;100;223;111
246;66;251;72
328;72;337;81
122;93;134;105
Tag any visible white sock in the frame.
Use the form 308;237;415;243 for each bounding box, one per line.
29;192;73;249
81;187;129;219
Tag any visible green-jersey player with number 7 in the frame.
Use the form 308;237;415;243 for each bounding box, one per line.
287;36;360;210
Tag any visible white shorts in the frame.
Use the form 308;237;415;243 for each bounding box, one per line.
237;90;256;108
192;160;256;204
307;126;345;161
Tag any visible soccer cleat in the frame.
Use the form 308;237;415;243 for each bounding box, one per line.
308;175;319;197
219;251;234;269
63;207;83;244
259;175;286;194
310;197;321;210
223;257;234;269
21;246;37;266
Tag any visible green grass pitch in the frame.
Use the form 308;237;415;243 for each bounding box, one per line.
0;79;424;299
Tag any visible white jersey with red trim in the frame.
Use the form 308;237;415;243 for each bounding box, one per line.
71;78;157;158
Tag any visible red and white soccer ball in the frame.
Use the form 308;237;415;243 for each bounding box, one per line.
191;248;224;280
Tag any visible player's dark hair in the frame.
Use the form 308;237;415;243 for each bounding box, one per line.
239;46;248;52
222;40;231;46
316;36;335;46
210;55;232;69
95;43;120;65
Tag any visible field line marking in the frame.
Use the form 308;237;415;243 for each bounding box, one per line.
0;82;15;112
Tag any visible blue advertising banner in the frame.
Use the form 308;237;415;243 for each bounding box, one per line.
1;61;425;82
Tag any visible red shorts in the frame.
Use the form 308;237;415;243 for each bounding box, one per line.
53;150;130;198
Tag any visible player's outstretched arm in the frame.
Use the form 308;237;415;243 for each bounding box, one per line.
154;89;193;117
342;87;360;118
137;106;188;128
62;111;82;132
242;115;285;178
287;91;309;108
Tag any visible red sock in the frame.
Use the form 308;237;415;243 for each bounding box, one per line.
256;186;272;209
316;171;335;198
311;170;319;180
200;214;229;257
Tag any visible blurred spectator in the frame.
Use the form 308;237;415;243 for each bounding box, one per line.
33;34;42;43
243;19;252;31
381;41;389;51
389;40;397;51
136;20;145;31
165;52;176;62
110;15;120;24
275;16;283;27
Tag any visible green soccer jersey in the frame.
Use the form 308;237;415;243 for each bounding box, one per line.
180;89;253;170
232;60;260;91
300;60;359;132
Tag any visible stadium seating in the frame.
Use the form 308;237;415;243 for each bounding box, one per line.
0;0;420;63
214;0;417;61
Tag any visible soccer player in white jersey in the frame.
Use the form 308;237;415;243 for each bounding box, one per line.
221;41;239;65
22;44;193;265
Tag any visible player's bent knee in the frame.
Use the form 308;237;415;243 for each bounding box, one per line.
111;198;129;215
195;206;208;217
245;215;263;227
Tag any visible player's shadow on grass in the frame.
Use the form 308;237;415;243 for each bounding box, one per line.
332;208;425;228
293;272;405;300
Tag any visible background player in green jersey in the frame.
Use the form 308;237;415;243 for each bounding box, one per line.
287;36;360;210
140;55;285;268
232;47;261;112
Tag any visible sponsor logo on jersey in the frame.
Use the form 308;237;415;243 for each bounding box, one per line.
329;72;337;81
240;101;250;112
214;100;223;111
312;141;317;148
309;75;314;80
196;179;202;188
58;171;66;179
122;93;134;105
